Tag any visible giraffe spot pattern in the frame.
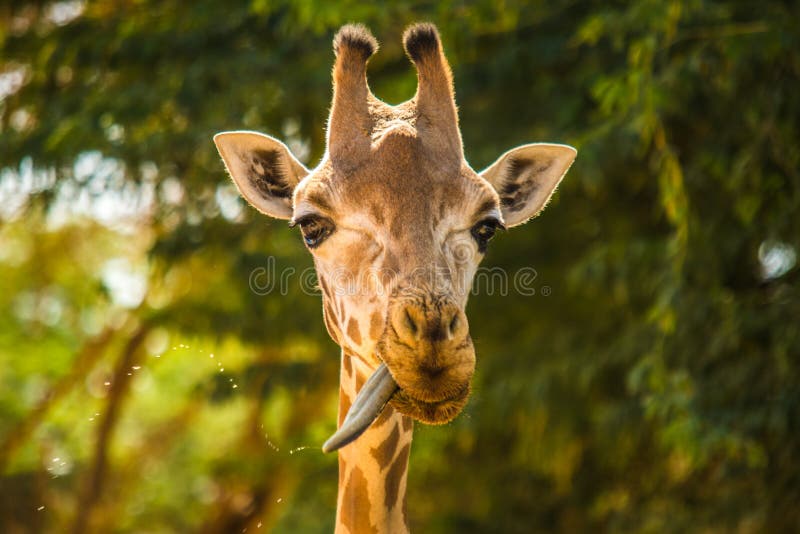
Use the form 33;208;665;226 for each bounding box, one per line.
323;301;341;343
369;311;383;341
372;402;395;429
347;317;362;346
340;466;378;534
339;388;353;426
342;352;353;378
384;443;411;512
370;423;400;471
401;415;413;433
355;371;366;391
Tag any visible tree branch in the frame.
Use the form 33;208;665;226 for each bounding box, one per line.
0;326;116;472
70;325;149;534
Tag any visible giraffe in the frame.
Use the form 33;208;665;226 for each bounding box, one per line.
214;23;576;533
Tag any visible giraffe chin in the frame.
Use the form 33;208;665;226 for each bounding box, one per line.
389;382;470;425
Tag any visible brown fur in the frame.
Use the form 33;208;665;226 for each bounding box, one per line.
355;370;366;391
402;415;413;433
323;300;342;344
342;353;353;379
340;467;378;534
369;311;383;341
370;422;400;471
384;443;411;511
346;317;362;346
338;388;352;427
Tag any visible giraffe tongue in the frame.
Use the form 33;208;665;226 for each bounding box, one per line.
322;362;399;453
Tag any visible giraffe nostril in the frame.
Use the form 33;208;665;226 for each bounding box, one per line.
449;314;459;336
393;300;466;345
404;308;418;336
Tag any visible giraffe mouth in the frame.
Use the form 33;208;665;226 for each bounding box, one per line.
389;381;470;425
321;362;471;453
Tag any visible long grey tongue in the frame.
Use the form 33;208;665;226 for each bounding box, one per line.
322;363;399;453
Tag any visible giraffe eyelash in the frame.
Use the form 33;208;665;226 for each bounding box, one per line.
292;215;336;248
471;218;503;253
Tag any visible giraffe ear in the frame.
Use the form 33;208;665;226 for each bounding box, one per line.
480;143;576;227
213;131;309;220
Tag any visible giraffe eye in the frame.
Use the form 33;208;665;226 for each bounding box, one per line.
471;218;502;252
293;216;335;249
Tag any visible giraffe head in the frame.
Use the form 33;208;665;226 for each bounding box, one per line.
214;24;575;440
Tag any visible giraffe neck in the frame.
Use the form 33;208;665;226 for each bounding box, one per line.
335;351;413;534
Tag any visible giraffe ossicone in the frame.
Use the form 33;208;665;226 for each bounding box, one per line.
215;22;575;533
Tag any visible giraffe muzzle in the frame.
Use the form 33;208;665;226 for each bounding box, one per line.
323;294;475;452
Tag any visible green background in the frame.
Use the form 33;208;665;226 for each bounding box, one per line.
1;1;798;532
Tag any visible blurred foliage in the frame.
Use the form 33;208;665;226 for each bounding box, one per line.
1;1;799;532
